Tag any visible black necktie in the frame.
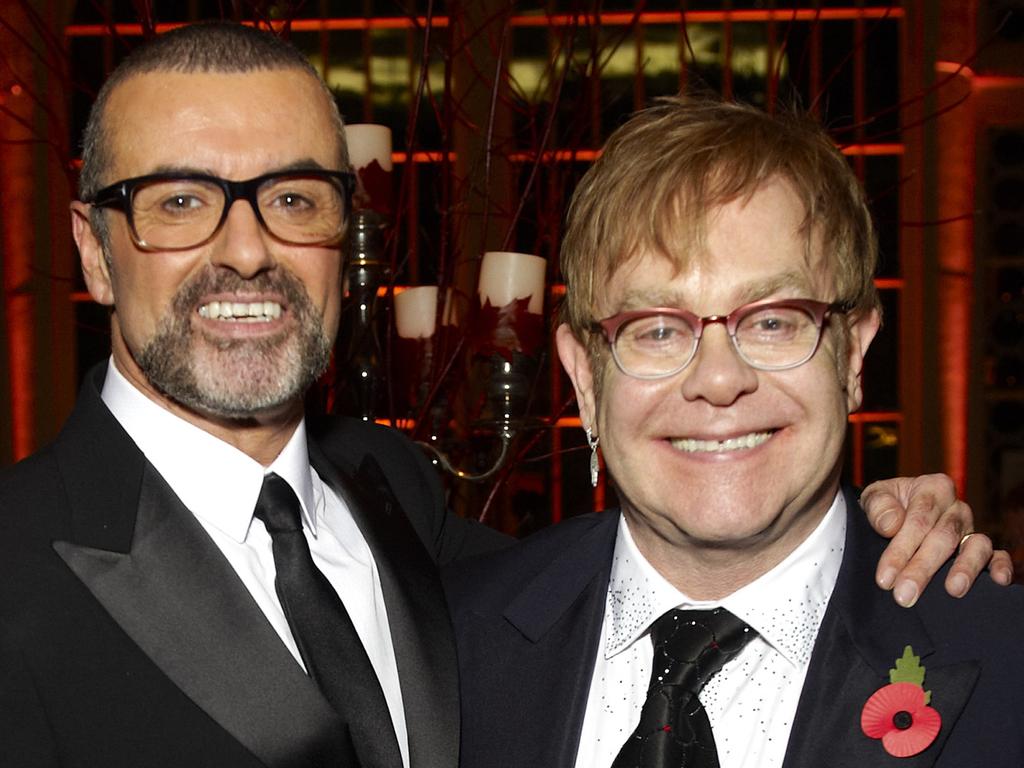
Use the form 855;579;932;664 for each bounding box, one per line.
254;473;397;763
612;607;756;768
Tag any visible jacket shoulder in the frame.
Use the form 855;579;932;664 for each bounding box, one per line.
917;571;1024;654
0;445;68;540
443;511;616;614
310;415;510;563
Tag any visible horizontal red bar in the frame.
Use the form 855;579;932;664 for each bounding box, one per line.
68;144;896;173
841;143;904;156
419;411;902;431
65;7;904;37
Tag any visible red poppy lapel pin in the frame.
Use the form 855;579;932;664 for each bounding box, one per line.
860;645;941;757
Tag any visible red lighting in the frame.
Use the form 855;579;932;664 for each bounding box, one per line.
64;7;904;38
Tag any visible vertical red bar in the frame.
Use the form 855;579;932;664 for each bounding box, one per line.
1;66;37;461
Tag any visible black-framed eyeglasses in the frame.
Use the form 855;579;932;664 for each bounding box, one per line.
88;169;356;251
592;298;853;379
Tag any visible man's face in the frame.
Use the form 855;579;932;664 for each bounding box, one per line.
557;178;879;586
72;69;345;423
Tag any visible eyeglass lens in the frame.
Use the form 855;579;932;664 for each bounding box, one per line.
129;175;347;249
614;303;824;377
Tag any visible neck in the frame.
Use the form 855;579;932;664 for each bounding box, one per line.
623;487;838;600
631;531;783;599
176;403;304;467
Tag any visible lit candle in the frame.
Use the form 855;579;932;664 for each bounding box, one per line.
345;123;393;214
477;251;546;314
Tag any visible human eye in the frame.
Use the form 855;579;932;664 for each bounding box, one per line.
162;194;203;214
622;314;693;351
136;180;217;218
261;176;336;216
273;190;315;211
739;305;810;341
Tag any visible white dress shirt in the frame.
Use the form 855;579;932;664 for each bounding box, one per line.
574;494;846;768
101;359;410;768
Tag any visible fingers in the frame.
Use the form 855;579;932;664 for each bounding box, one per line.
942;531;996;598
986;549;1016;586
860;486;906;540
866;482;947;592
875;496;971;607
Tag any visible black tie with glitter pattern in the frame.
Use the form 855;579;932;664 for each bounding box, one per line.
611;607;756;768
254;473;396;759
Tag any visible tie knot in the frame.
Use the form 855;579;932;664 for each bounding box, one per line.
650;608;755;690
254;473;303;534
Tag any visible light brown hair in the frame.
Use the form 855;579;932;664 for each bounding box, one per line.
560;96;879;340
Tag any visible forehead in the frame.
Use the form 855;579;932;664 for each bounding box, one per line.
597;178;831;313
102;69;341;180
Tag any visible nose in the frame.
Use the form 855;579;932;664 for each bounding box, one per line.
678;323;759;406
209;199;275;278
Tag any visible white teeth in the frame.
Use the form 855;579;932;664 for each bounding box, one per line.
197;300;283;322
672;431;773;453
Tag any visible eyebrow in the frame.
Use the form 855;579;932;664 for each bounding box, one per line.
733;271;819;304
610;270;820;314
144;158;331;177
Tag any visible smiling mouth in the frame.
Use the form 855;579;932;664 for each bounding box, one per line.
197;301;283;322
671;430;775;453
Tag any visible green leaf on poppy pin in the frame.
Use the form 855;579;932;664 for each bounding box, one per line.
890;645;931;705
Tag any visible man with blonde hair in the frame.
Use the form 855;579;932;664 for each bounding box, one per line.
446;98;1024;768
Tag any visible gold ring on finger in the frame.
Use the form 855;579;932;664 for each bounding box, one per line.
958;531;977;550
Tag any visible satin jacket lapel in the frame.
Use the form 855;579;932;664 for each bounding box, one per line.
461;512;618;768
310;442;458;768
782;493;980;768
54;462;356;768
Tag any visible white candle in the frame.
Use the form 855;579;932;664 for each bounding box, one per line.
477;251;546;315
345;124;393;172
394;286;439;339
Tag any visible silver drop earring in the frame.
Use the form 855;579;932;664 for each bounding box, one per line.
585;426;600;488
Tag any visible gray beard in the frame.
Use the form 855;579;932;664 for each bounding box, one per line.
136;265;332;419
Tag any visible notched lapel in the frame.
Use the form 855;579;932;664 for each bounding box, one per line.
54;463;357;768
782;612;980;768
783;496;982;768
458;513;617;768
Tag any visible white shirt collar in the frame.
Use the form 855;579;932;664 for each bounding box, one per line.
100;357;320;541
604;493;846;669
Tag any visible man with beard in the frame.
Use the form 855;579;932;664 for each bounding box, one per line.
0;22;1009;768
0;22;504;768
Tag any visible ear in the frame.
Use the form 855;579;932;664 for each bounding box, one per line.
843;307;881;412
71;202;115;306
555;323;599;433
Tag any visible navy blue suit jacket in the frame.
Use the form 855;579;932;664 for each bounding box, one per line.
444;489;1024;767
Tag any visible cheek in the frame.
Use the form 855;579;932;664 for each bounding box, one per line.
795;367;850;452
109;261;183;332
596;373;663;451
301;255;343;320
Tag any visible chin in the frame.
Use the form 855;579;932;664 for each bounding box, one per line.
664;495;789;547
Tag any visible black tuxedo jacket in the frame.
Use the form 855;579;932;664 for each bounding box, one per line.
444;489;1024;767
0;365;505;768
